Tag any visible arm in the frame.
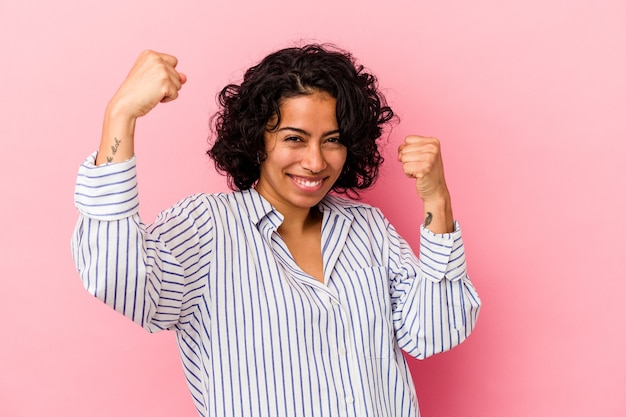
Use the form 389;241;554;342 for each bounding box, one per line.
391;135;481;358
388;220;481;359
72;162;212;332
71;51;200;332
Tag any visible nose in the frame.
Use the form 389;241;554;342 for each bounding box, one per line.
301;144;327;174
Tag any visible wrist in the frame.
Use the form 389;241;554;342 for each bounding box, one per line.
96;102;137;166
105;96;138;123
422;194;454;234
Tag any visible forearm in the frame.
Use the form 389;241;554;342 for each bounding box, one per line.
391;222;481;359
422;192;455;234
396;274;481;359
95;101;137;165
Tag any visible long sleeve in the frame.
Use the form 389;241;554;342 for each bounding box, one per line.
71;153;212;332
387;220;481;359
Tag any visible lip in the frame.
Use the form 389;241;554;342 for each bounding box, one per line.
288;174;327;192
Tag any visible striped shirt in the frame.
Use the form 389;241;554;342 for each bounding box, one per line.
71;153;481;417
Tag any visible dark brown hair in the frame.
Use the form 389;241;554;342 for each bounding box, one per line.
208;43;394;196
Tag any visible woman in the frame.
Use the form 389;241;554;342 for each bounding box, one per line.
72;44;481;417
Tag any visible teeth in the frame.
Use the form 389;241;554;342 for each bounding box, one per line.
294;177;322;188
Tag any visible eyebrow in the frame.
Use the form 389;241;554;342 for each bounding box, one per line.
276;127;340;137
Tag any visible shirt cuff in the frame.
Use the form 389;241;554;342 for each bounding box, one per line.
74;152;140;220
419;221;466;282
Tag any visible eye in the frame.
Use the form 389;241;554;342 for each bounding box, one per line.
284;136;302;142
325;137;343;145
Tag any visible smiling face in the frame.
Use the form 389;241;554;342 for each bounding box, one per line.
255;91;347;217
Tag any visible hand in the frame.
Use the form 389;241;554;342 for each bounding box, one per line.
108;50;187;119
398;135;450;202
398;135;454;232
95;51;186;165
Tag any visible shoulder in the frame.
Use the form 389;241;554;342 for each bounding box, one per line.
322;194;373;209
161;190;270;226
154;192;233;222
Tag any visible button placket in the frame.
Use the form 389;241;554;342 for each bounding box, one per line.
329;295;361;415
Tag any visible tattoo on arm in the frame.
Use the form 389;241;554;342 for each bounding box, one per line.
424;212;433;227
106;137;122;163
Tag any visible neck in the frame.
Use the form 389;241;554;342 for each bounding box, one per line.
278;206;322;236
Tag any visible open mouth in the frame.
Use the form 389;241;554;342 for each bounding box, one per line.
289;175;325;190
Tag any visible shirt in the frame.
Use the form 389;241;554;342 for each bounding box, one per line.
71;153;481;417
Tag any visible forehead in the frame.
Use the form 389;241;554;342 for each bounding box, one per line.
271;92;338;129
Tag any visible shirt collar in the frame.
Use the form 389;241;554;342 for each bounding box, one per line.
233;188;280;227
318;194;358;223
233;189;357;229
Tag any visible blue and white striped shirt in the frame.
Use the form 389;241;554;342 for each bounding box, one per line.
72;153;481;417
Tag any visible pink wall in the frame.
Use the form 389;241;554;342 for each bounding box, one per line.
1;0;625;416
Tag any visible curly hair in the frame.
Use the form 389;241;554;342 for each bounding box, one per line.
207;43;394;195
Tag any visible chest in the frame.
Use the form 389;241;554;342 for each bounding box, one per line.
208;209;389;307
200;208;397;363
279;229;324;283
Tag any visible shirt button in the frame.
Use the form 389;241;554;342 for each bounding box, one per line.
338;346;346;356
345;395;354;404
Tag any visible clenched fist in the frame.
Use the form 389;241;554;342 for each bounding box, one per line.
109;50;187;119
398;135;454;233
398;135;450;202
96;50;186;165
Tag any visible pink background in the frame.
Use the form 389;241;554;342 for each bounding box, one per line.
1;0;625;416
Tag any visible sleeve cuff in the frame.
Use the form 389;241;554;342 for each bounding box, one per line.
74;151;140;220
419;220;467;282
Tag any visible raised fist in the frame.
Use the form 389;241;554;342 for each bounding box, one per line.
108;50;187;119
398;135;450;203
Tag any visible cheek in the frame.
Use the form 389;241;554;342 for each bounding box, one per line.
269;151;299;168
334;150;348;171
262;148;299;173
